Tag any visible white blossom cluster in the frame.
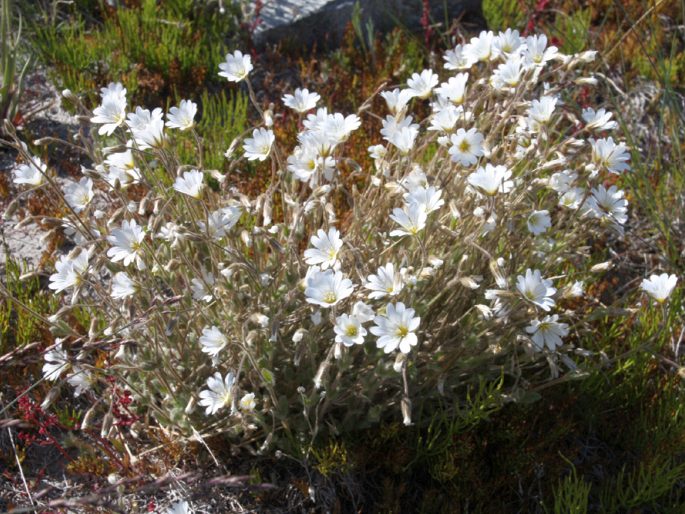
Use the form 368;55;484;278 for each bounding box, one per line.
9;31;679;439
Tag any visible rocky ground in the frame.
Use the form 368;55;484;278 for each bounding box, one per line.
0;67;80;272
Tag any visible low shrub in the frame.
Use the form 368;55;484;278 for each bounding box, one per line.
3;30;679;466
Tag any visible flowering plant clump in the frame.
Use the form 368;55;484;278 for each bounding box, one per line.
6;30;676;452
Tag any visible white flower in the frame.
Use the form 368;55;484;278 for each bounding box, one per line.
365;263;403;299
493;28;524;58
525;315;569;351
388;125;419;154
334;313;367;346
435;73;469;105
166;500;192;514
582;108;617;131
304;268;354;308
428;105;461;133
404;186;444;214
111;272;136;299
298;129;337;159
157;222;186;248
282;88;320;113
368;144;387;162
370;302;421;354
239;393;257;412
352;301;375;323
464;30;495;63
444;44;476;70
516;268;556;311
131;117;165;149
590;137;630;174
549;169;578;193
586;185;628;225
491;55;525;90
67;366;92;397
406;69;439;99
126;106;163;131
49;250;90;294
527;210;551;235
449;128;484;166
91;87;127;136
381;114;418;142
303;106;330;130
191;271;215;303
523;34;559;66
13;158;46;186
527;95;557;132
380;88;414;115
104;148;140;186
198;371;235;415
199;326;228;358
107;219;146;270
304;228;343;270
467;164;513;195
173;170;205;199
63;177;94;213
166;99;197;131
198;205;242;239
100;82;126;100
640;273;678;303
218;50;253;82
43;341;68;381
400;166;429;192
389;203;428;237
559;187;585;210
565;281;585;298
319;112;361;144
243;128;275;161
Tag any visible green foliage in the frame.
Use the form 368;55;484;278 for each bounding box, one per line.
482;0;528;32
598;459;685;513
552;463;590;514
551;9;591;54
0;0;32;127
174;89;249;171
0;257;57;354
31;0;243;105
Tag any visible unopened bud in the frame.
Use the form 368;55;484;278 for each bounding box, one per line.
101;413;114;438
393;353;406;373
40;387;60;410
574;76;598;86
184;396;196;415
459;276;480;289
590;261;613;272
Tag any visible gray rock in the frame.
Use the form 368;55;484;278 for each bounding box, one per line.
254;0;484;48
0;215;47;272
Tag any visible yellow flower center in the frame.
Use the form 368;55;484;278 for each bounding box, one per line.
323;292;337;304
459;140;471;153
396;325;409;338
345;326;358;337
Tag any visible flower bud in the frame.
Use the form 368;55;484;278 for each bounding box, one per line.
184;396;196;415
